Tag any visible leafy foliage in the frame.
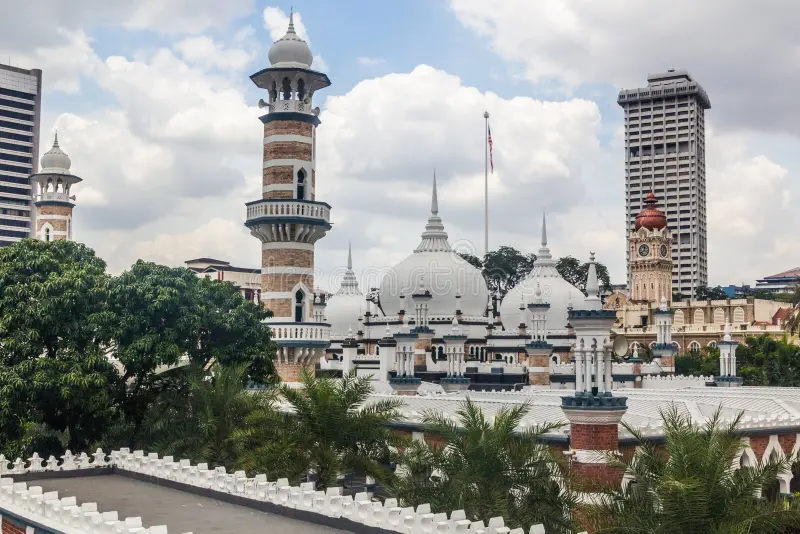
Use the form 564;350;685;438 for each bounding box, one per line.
693;285;730;301
237;369;406;490
143;364;275;470
390;399;575;533
588;406;800;533
556;255;612;293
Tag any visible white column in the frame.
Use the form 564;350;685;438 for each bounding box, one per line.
574;343;584;393
585;343;594;391
604;349;613;392
595;342;603;393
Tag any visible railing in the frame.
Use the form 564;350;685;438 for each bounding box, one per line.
36;191;71;203
616;323;784;335
246;200;331;224
271;322;331;344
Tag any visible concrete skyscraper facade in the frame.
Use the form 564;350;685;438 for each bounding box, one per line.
0;64;42;246
618;70;711;297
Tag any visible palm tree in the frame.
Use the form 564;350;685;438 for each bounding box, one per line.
390;398;575;533
235;368;405;489
588;406;800;533
143;364;275;470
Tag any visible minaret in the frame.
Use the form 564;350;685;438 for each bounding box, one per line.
715;322;742;387
526;282;553;387
652;295;676;373
30;134;82;242
246;13;332;382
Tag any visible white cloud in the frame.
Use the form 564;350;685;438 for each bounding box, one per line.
358;57;385;66
174;36;255;71
449;0;800;135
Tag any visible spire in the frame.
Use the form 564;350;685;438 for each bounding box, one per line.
347;241;352;270
431;169;439;216
723;321;732;342
541;210;547;247
414;171;451;253
534;210;554;265
584;252;601;310
659;295;668;312
288;6;296;33
53;131;59;147
335;241;362;296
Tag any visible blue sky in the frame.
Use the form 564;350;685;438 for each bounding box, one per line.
2;0;798;289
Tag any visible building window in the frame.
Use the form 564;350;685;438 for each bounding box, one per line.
294;289;305;322
296;169;306;200
44;227;51;242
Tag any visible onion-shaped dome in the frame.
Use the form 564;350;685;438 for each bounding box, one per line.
635;192;667;230
40;133;71;175
499;213;582;333
324;244;366;336
378;173;489;318
268;11;313;68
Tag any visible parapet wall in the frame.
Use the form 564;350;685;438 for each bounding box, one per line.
0;449;585;534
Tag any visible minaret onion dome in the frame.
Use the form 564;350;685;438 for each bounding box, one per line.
267;9;314;68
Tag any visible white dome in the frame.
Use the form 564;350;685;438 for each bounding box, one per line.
499;214;582;334
40;133;71;175
378;174;489;318
325;244;366;336
268;13;313;68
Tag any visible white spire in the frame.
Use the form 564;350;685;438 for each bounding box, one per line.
659;295;668;312
723;321;732;342
431;169;438;216
534;282;543;304
534;210;554;265
583;252;601;310
336;241;362;296
414;171;452;253
541;210;547;247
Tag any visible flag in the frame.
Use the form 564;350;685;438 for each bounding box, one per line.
488;124;494;173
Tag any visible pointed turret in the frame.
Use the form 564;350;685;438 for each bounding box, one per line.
414;171;451;253
583;252;602;310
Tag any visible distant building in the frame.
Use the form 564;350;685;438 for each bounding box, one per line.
618;69;711;297
0;64;42;245
185;258;261;302
756;267;800;294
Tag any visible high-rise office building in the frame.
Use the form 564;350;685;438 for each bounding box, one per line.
0;64;42;246
618;69;710;298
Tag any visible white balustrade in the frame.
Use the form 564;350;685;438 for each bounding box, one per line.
271;323;331;343
246;200;331;223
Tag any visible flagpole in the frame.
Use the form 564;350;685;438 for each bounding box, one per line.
484;110;489;257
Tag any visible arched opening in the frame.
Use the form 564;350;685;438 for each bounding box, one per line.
693;309;704;325
297;78;306;100
469;346;475;358
674;310;684;326
437;346;445;361
689;341;701;354
282;77;292;100
713;308;725;324
294;289;305;322
296;169;306;200
44;227;51;242
733;307;745;324
375;346;379;356
270;81;278;102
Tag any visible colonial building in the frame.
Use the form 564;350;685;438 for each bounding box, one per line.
29;134;81;242
185;258;262;302
628;192;672;302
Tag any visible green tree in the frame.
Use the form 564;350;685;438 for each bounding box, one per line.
481;246;536;298
693;285;729;301
556;255;612;293
390;399;575;533
457;252;484;271
588;406;800;533
143;364;274;470
0;240;116;451
240;369;405;489
104;261;278;447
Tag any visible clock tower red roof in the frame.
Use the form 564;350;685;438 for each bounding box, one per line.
635;192;667;230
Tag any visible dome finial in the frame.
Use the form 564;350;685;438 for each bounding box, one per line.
288;6;295;33
347;241;352;270
541;210;547;247
53;130;59;147
584;251;601;310
431;169;438;216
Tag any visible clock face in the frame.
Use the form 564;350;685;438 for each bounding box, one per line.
638;244;650;257
660;244;668;257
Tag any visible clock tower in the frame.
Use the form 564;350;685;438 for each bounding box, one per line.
629;193;672;302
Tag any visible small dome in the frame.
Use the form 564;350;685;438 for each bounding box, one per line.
635;193;667;230
40;133;71;175
268;11;313;68
325;244;366;336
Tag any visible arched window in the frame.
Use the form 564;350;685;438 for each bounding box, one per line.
271;81;278;102
297;78;306;100
294;289;305;322
296;169;306;200
713;308;725;324
674;310;684;326
44;227;51;242
470;346;475;358
707;341;717;349
688;341;701;353
693;308;704;325
733;307;745;324
282;77;292;100
437;346;445;361
375;346;379;356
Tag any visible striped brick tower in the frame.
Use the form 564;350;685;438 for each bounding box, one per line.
561;253;627;532
246;13;332;382
30;134;81;242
